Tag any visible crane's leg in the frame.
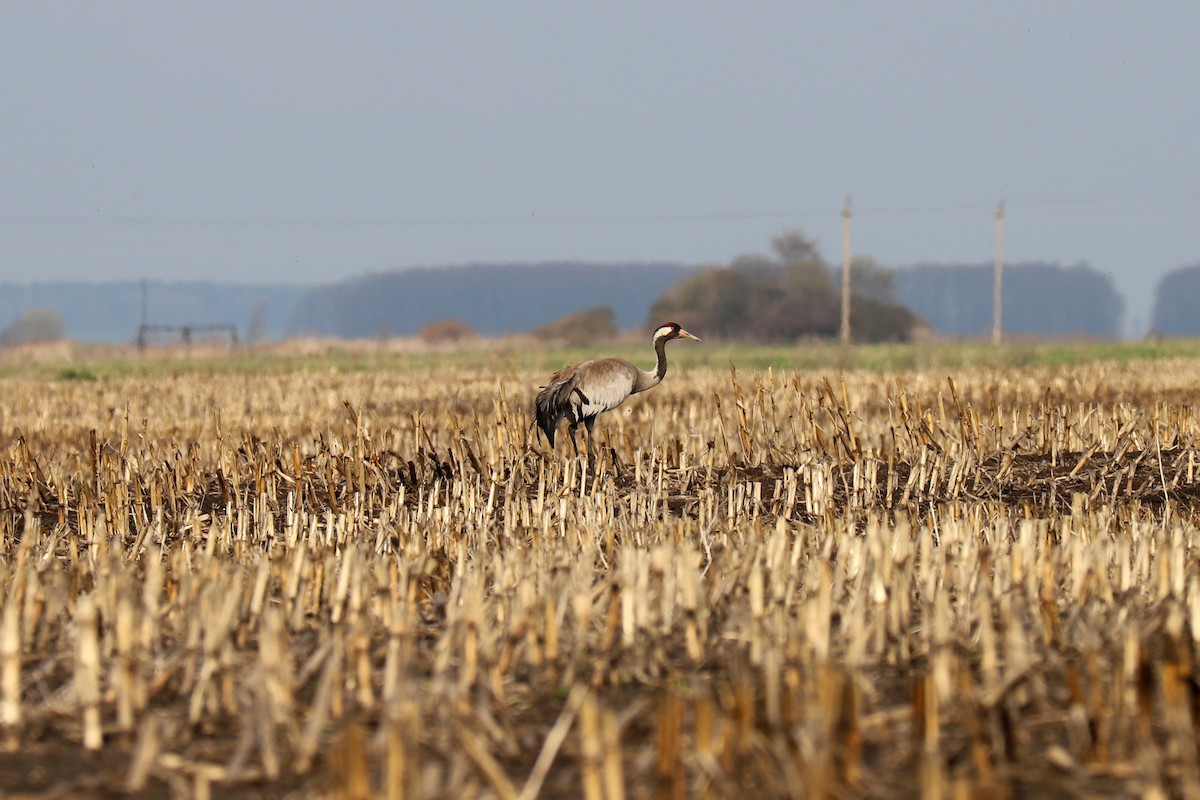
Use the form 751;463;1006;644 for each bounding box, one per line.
566;423;580;458
583;418;597;474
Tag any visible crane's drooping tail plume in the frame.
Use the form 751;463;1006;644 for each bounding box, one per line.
533;322;700;461
534;372;585;448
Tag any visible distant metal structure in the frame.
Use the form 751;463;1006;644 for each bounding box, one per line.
135;279;238;350
136;323;238;349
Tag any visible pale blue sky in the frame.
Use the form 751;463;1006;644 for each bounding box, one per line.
3;3;1199;335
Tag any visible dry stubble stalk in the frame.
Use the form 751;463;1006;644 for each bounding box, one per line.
0;358;1199;795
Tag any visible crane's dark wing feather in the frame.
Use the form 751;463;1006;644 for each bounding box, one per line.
534;368;582;447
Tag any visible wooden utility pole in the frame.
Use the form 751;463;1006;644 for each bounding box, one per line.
138;279;149;350
992;201;1005;345
840;197;852;345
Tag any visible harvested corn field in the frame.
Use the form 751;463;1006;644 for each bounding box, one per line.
3;352;1200;797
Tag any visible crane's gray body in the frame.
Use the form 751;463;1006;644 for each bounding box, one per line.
533;323;699;456
534;357;658;448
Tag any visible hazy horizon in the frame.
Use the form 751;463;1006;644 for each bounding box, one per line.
4;3;1199;336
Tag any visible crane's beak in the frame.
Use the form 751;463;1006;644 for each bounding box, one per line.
678;328;701;342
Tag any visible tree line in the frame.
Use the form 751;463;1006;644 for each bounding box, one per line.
9;248;1200;345
1150;264;1200;337
285;262;695;338
894;261;1124;339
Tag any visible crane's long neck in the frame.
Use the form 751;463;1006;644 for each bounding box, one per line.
633;335;669;394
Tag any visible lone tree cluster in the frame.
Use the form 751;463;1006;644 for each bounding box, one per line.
650;230;922;343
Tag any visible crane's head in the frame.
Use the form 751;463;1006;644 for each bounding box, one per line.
653;322;701;343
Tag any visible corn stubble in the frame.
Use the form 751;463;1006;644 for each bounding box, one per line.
2;360;1200;797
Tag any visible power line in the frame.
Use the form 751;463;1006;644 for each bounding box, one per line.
1;190;1197;229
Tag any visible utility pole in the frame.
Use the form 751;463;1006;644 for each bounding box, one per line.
138;279;149;350
840;197;852;346
992;201;1005;345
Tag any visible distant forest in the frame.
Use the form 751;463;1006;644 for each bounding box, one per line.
894;262;1124;339
286;262;698;337
1151;263;1200;336
15;256;1200;344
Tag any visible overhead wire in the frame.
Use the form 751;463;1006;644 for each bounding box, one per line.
0;190;1197;229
